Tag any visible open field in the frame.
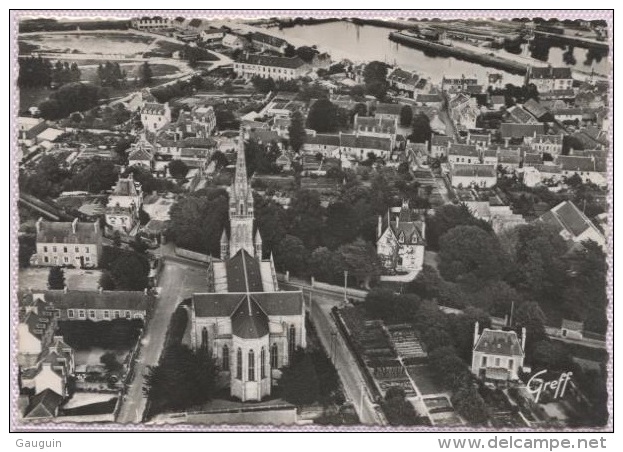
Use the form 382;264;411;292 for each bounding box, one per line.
19;32;155;56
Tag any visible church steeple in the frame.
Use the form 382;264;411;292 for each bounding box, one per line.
228;126;256;257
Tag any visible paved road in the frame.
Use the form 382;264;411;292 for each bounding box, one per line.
282;281;386;425
116;257;208;423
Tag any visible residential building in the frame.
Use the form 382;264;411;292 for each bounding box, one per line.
191;128;306;402
128;147;153;170
499;123;546;141
374;103;404;122
130;16;171;30
522;164;564;187
538;200;606;250
430;135;453;158
497;148;522;171
528;66;573;93
441;76;480;93
506;105;539;124
530;133;564;156
250;32;289;54
490;95;506;110
141;102;172;133
105;173;143;235
471;323;526;382
467;132;491;152
39;289;153;322
482;148;498;166
450;164;496;188
415;92;443;109
302;133;340;156
18;295;58;369
387;68;426;98
560;319;584;340
551;107;584;123
200;28;226;44
338;133;393;160
222;33;248;49
20;335;75;398
449;93;479;131
448;143;479;165
233;54;308;81
487;72;504;91
376;200;426;276
556;155;607;187
271;116;291;139
465;199;525;234
18;117;48;146
354;115;397;137
523;152;543;168
22;389;63;420
33;219;102;268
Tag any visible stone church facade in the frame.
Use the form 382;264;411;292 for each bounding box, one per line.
190;129;306;402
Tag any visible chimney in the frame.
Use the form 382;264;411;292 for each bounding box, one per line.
503;137;510;147
521;327;527;351
473;321;480;347
144;288;148;295
71;218;78;234
94;221;99;232
377;215;383;239
98;286;103;294
63;285;68;293
36;217;43;234
420;220;426;240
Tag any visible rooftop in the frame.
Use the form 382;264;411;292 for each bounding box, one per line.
238;53;305;69
474;328;524;357
36;220;101;245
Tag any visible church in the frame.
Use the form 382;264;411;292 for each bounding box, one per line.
190;129;306;402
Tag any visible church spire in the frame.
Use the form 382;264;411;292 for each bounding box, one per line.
233;125;248;195
228;125;255;257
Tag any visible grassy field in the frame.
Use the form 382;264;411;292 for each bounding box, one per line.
19;32;155;56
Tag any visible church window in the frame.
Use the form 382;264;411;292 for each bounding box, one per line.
270;343;278;368
261;347;266;379
248;349;255;381
222;345;229;370
236;348;242;380
239;202;244;215
288;325;296;359
201;327;208;349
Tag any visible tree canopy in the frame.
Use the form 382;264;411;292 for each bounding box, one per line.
306;98;339;133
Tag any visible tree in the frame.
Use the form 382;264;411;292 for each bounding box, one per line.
143;344;218;415
562;135;585;154
400;105;413;127
210;150;229;170
48;266;65;290
306;98;339;133
274;235;309;276
279;348;320;406
513;301;548;353
168;159;189;179
426;203;493;251
283;44;296;57
285;190;325;250
253;194;287;257
106;252;150;291
409;113;433;144
168;189;229;256
336;238;382;289
295;46;317;63
138;61;153;86
308;247;343;284
382;386;426;425
451;382;489;425
99;270;116;290
438;225;507;284
362;61;388;99
288;110;307;152
100;352;123;373
70;158;119;193
532;340;573;371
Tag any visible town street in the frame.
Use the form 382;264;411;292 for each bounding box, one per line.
281;280;386;425
116;254;208;423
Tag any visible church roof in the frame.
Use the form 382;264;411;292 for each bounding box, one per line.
192;291;303;317
231;295;269;339
226;249;264;292
24;389;63;419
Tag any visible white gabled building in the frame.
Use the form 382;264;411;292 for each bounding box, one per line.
141;102;172;134
471;323;526;383
233;54;308;81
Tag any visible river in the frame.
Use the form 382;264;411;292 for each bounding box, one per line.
269;21;609;85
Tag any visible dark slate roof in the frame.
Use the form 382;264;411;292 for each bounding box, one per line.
507;105;536;124
416;93;443;103
530;66;573;80
431;135;453;146
128;148;152;161
24;389;63;419
539;200;593;238
556;155;601;173
239;53;305;69
499;123;545;138
375;103;403;116
523;99;549;119
226;249;264;293
523;153;543;165
305;133;340;147
474;329;524;356
498;149;522;164
340;134;392;152
36;221;101;245
40;290;152;312
452;164;496;178
193;291;303;317
230;295;269;339
388;68;419;86
142;102;167;115
449;143;479;157
389;220;425;245
355;116;396;133
490;95;506;105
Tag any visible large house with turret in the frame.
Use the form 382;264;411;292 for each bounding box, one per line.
190;129;306;402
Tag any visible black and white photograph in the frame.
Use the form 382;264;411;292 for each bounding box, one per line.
10;9;612;432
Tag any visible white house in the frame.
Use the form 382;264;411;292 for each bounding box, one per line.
530;133;564;156
376;201;426;276
141;102;172;133
448;143;479;165
430;135;453;158
34;219;102;268
471;323;526;383
233;54;308;81
528;66;574;93
450;164;497;189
